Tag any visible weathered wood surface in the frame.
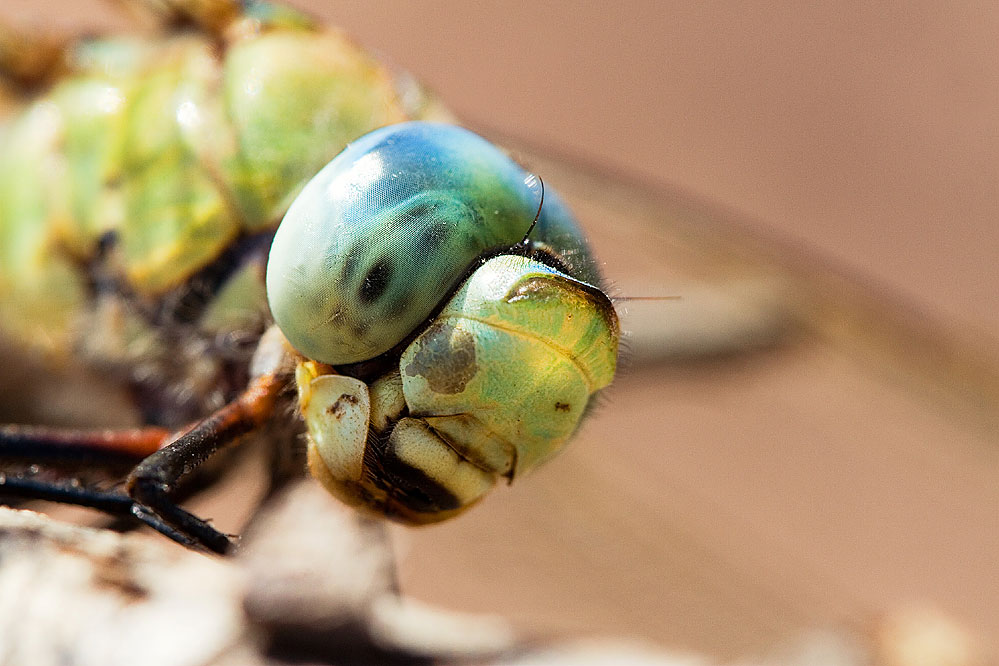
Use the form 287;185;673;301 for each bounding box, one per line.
0;483;687;666
0;484;985;666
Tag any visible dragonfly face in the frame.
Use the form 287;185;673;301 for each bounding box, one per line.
268;122;619;523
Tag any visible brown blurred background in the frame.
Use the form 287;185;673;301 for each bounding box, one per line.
319;3;999;659
2;0;997;660
322;2;999;334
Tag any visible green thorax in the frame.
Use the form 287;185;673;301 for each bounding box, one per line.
0;16;431;358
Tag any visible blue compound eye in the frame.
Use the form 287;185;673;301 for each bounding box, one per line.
265;121;599;365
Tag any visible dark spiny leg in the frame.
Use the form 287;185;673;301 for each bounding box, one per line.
127;372;284;554
2;329;292;551
0;477;135;516
0;424;200;545
0;425;168;514
1;373;283;552
0;471;214;549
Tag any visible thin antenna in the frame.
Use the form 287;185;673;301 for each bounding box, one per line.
520;175;545;245
615;296;682;301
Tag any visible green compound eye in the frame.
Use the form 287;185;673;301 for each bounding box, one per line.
266;121;602;365
269;122;620;523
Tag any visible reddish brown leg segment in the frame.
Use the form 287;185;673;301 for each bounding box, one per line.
126;372;285;553
0;424;170;461
0;372;286;553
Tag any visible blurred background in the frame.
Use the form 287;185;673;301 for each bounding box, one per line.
323;3;999;659
2;0;997;661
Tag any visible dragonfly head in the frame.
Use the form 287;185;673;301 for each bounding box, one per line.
265;122;620;522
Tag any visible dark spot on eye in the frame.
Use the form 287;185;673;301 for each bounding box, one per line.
404;322;477;394
554;402;571;412
327;393;360;419
406;202;434;219
351;321;370;340
341;251;359;283
385;291;412;324
412;224;448;258
358;258;392;304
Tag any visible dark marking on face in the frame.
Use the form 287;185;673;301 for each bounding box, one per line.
358;258;392;304
363;432;462;513
385;461;462;513
404;322;477;394
554;402;571;412
327;393;360;419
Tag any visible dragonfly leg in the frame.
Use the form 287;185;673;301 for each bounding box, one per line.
0;425;169;515
126;372;285;554
0;422;241;550
0;474;217;550
0;476;136;517
0;424;170;463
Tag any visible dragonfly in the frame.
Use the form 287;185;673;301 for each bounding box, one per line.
0;0;625;554
1;0;997;658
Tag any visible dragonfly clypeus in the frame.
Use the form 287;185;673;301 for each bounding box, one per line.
1;0;998;657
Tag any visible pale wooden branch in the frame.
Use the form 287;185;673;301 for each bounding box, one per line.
0;484;985;666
